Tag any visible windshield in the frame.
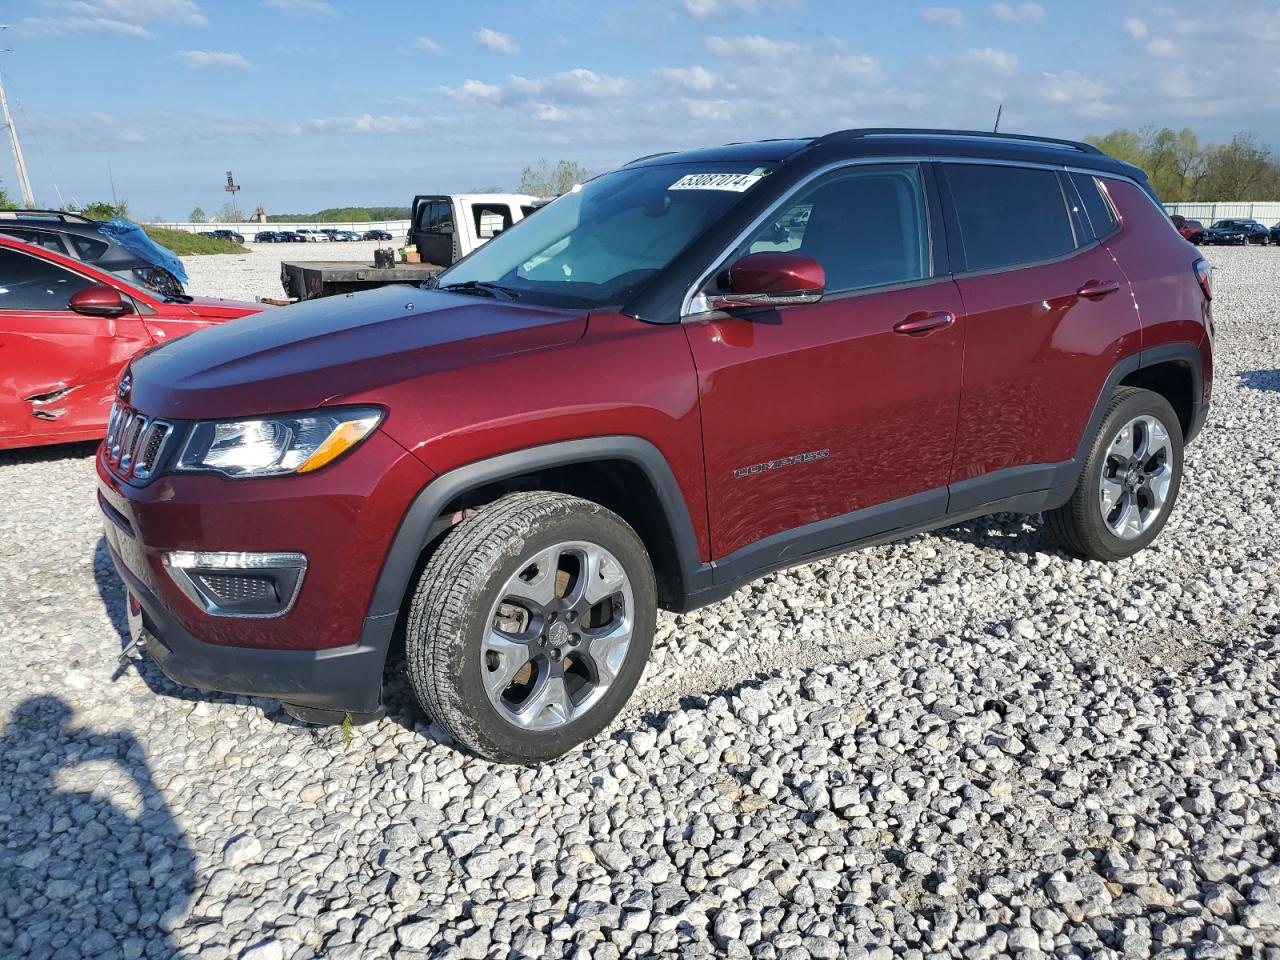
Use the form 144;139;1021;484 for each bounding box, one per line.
435;161;775;308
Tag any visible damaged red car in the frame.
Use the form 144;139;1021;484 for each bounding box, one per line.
0;234;260;450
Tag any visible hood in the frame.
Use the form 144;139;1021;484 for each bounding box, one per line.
129;284;588;419
181;296;264;320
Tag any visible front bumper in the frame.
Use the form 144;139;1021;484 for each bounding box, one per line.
114;545;386;716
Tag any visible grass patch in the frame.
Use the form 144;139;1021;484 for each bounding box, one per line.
143;226;249;256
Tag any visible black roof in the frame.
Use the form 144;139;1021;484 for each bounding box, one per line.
627;127;1147;183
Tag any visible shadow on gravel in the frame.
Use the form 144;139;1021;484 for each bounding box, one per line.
0;695;195;958
1238;369;1280;392
930;512;1065;558
0;439;99;468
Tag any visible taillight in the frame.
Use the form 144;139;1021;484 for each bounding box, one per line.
1194;258;1212;301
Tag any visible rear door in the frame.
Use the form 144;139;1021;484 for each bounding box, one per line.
938;162;1139;509
0;247;151;445
685;162;965;563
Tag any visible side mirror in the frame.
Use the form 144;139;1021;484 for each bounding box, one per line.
69;285;131;317
707;252;825;311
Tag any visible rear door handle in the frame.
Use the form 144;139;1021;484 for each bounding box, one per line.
1077;279;1121;298
893;311;955;336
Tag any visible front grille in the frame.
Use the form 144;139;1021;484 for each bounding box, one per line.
104;402;175;484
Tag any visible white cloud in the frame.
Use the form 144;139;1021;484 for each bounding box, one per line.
18;0;206;37
706;35;881;82
264;0;336;16
307;114;426;133
1035;70;1112;118
653;65;718;92
991;2;1044;23
1146;37;1177;58
444;69;631;108
414;36;442;54
959;46;1019;74
476;27;517;55
1124;17;1147;39
445;79;502;102
920;6;965;29
174;49;250;70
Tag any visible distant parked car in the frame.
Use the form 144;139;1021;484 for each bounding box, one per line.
1204;219;1268;245
0;209;186;298
0;233;260;449
340;231;362;241
296;229;330;243
272;231;302;242
1270;222;1280;244
255;231;280;243
203;229;245;244
363;229;393;241
1170;215;1205;244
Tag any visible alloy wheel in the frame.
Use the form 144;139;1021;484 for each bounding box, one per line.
1098;414;1174;540
480;540;634;731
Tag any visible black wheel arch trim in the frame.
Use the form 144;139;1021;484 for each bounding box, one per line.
364;436;706;623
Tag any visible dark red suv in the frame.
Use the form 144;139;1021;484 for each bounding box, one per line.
100;129;1213;762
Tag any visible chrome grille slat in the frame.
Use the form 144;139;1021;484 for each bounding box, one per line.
103;401;175;485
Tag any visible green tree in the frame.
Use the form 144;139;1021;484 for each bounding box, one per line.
518;159;593;197
0;181;14;210
78;200;129;221
189;206;207;223
1197;133;1280;201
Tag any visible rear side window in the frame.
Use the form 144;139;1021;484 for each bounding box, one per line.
0;247;94;311
1070;173;1119;239
0;228;69;256
942;163;1076;272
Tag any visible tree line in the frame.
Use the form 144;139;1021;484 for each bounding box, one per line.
1085;128;1280;202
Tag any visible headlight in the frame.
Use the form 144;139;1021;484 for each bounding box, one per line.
176;407;382;478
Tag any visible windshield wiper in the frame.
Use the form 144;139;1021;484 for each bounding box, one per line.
434;280;521;300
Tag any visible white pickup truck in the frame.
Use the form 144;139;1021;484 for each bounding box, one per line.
280;193;542;301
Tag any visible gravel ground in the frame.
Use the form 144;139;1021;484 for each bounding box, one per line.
2;246;1279;959
186;240;398;303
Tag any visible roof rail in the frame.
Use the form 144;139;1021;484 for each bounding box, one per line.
814;128;1102;155
0;208;100;223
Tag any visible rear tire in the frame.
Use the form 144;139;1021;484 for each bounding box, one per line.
405;491;656;763
1046;387;1183;561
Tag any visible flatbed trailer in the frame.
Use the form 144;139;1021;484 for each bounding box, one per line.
280;260;445;301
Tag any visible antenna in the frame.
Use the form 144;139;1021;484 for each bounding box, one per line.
993;103;1003;133
0;30;35;207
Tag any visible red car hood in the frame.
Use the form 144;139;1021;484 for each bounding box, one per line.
180;296;263;320
129;285;588;420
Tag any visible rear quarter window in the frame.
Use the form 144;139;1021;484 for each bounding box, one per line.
942;163;1077;272
70;235;110;261
1070;173;1120;239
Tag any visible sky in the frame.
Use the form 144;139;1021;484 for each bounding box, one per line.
1;0;1278;219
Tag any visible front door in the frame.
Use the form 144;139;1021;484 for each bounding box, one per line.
684;162;965;567
0;247;150;446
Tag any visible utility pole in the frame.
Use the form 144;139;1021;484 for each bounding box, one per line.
0;30;35;207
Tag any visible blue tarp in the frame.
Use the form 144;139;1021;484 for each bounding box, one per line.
97;217;189;285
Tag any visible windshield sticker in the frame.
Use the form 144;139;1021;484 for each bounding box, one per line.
669;172;763;192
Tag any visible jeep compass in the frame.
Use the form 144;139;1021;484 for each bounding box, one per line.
99;129;1213;762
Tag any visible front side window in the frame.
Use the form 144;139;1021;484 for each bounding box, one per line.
419;201;454;234
0;247;95;311
943;163;1076;272
437;162;775;309
737;163;929;294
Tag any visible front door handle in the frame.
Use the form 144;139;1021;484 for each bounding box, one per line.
1077;279;1121;298
893;311;955;336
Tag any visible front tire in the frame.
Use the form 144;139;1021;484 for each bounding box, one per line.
405;491;656;763
1045;387;1183;561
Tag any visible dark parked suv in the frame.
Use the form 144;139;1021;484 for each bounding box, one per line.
100;129;1213;762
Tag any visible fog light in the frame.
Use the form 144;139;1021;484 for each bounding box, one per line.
163;551;307;618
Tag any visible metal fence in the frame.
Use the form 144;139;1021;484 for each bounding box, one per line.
1162;202;1280;223
149;220;412;237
